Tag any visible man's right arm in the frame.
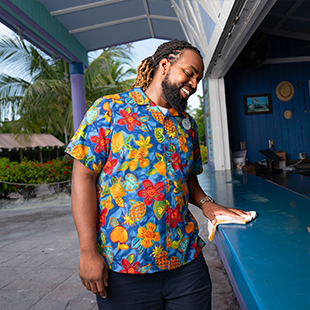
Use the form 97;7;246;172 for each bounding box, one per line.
71;159;108;298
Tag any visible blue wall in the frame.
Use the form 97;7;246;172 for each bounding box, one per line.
225;35;310;163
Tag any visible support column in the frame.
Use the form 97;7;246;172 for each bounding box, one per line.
19;148;23;162
204;77;231;171
69;62;86;132
39;147;43;163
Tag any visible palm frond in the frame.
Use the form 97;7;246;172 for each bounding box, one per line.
0;74;31;98
0;36;137;138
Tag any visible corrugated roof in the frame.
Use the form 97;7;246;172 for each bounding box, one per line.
0;134;65;149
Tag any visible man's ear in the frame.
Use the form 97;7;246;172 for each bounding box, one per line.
158;58;170;75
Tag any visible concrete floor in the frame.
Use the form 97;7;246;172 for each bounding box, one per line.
0;195;240;310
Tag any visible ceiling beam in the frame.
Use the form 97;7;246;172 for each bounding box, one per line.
264;55;310;65
50;0;125;16
274;0;303;30
268;12;310;23
150;15;178;22
69;13;178;35
69;15;147;34
143;0;154;38
260;26;310;42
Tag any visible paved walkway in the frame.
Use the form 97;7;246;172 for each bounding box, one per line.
0;193;239;310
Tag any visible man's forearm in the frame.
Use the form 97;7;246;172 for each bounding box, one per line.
187;174;206;206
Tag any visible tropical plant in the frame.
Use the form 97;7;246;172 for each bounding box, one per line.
85;48;136;104
187;94;207;163
188;94;206;145
200;145;208;163
0;120;13;133
0;157;73;199
0;35;136;139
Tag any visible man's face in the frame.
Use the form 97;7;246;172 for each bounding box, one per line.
161;49;204;113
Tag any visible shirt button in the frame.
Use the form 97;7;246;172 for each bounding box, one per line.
167;180;173;185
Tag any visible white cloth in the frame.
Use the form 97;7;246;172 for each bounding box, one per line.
207;211;257;241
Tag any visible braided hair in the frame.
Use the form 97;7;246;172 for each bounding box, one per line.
131;39;202;92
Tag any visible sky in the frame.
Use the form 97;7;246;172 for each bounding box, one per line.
0;23;202;109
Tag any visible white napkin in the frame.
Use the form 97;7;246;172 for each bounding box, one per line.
207;211;257;241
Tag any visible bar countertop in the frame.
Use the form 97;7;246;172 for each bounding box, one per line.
197;165;310;310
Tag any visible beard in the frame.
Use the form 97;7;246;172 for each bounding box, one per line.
161;73;188;114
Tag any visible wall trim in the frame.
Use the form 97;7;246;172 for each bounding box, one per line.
264;55;310;65
208;78;231;171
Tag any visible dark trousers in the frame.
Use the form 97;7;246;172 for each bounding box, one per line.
97;252;212;310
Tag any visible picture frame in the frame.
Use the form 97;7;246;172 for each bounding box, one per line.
243;93;272;115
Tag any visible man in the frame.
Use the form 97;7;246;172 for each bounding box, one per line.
66;39;248;310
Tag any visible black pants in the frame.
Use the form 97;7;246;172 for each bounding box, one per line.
97;252;212;310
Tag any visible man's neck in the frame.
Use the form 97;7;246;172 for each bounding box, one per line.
145;85;171;109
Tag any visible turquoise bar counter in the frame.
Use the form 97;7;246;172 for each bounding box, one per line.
197;166;310;310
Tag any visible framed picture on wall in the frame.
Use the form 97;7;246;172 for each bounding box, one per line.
243;93;272;115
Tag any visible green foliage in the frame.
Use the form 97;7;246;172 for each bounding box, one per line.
187;95;206;145
187;95;207;163
0;157;73;199
0;120;13;133
191;94;206;145
0;35;136;138
200;145;208;163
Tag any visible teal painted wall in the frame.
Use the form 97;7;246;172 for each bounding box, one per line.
3;0;88;65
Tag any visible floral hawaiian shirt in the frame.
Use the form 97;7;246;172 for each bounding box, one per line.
66;87;205;274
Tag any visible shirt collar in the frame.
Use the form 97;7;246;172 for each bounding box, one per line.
132;87;186;118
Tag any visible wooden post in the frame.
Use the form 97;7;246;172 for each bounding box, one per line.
39;147;43;163
19;148;23;162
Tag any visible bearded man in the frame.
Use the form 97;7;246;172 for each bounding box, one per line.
66;39;248;310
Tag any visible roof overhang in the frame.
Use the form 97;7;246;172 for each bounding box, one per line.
0;0;186;67
206;0;277;78
0;134;65;150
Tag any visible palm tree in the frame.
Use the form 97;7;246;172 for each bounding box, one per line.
0;35;135;139
65;48;136;133
0;96;20;122
85;55;136;104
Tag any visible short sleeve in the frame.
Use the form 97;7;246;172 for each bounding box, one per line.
65;97;113;173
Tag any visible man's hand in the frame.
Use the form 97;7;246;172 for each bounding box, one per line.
201;201;250;225
187;174;250;225
79;251;109;298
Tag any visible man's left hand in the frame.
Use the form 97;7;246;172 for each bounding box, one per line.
201;202;250;225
